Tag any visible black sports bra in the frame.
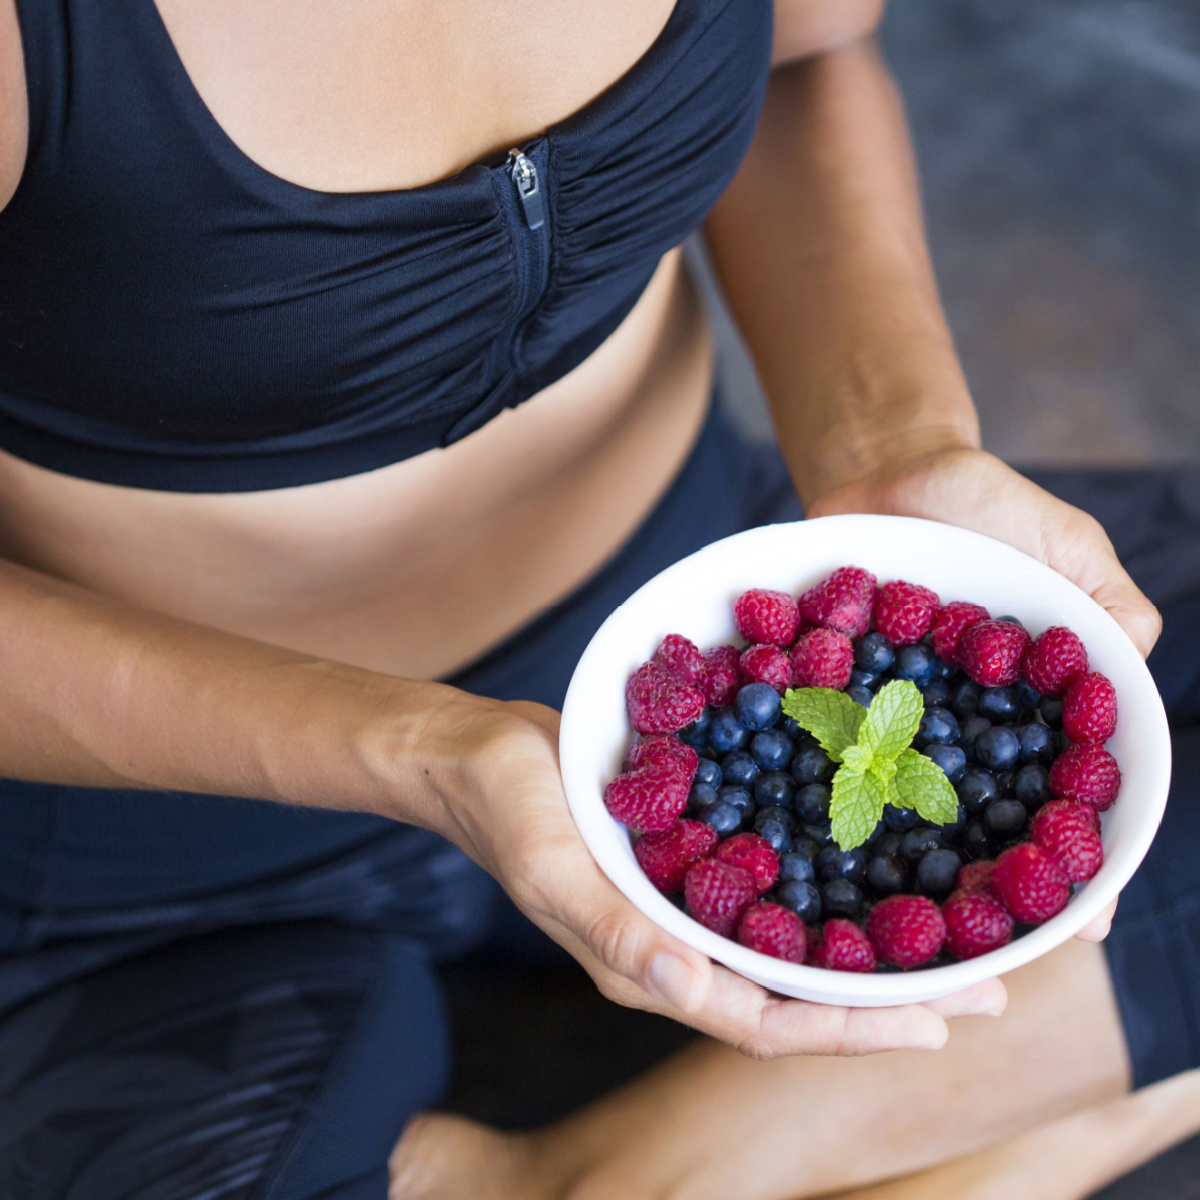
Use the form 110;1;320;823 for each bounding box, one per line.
0;0;772;492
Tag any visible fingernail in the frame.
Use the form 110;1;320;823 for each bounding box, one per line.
646;952;699;1010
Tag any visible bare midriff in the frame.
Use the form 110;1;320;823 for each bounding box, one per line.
0;0;719;681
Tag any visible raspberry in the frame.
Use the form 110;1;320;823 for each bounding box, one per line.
798;567;877;639
956;860;997;892
958;619;1032;687
716;832;780;895
739;644;794;695
653;633;706;687
1047;743;1121;811
990;843;1070;924
809;919;877;972
929;602;989;664
1062;672;1118;744
1023;627;1089;698
604;767;690;833
736;902;807;963
684;859;757;937
625;735;698;787
1030;803;1104;883
791;627;854;690
867;894;946;968
626;662;705;735
635;819;719;893
943;888;1014;960
702;645;743;707
872;580;940;646
734;589;801;647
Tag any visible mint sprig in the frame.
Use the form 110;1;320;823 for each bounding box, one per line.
782;679;959;849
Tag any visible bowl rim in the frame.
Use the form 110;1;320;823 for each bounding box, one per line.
560;514;1172;1003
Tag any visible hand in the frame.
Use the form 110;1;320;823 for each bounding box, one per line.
435;697;1007;1059
807;443;1161;942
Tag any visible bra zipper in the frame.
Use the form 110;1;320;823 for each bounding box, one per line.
502;144;552;350
508;149;546;230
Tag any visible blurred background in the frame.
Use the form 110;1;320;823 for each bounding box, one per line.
445;3;1200;1196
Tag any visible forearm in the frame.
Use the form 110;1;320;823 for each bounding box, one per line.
0;556;475;823
705;38;979;505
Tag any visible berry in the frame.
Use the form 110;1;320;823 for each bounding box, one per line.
956;859;996;892
754;804;795;835
958;714;992;755
626;662;705;735
604;766;690;833
687;782;718;813
854;632;895;674
791;628;854;690
653;633;706;686
978;687;1021;723
960;820;992;860
924;743;967;784
626;735;698;785
696;800;741;837
753;771;794;809
940;803;968;843
1030;802;1105;882
873;580;940;645
950;680;982;718
774;879;822;923
866;854;909;897
883;803;920;831
717;785;755;827
975;726;1021;772
1062;673;1118;744
929;601;990;663
679;708;712;749
1016;678;1043;709
983;798;1027;838
846;685;874;708
798;566;877;638
702;645;743;708
708;708;749;753
755;819;792;857
739;645;794;695
900;827;944;864
1016;723;1057;766
821;879;864;917
734;589;801;647
716;833;780;895
750;729;792;771
959;620;1032;688
922;679;952;708
791;745;836;787
1048;743;1121;810
894;642;938;688
917;848;962;898
794;782;832;824
1013;763;1051;808
1033;797;1101;837
634;819;719;892
916;706;959;747
1039;696;1064;730
810;919;877;972
943;889;1014;959
695;757;722;789
684;859;757;936
990;843;1070;924
1023;627;1089;698
733;681;782;730
778;851;816;884
816;846;868;886
957;769;1000;815
721;750;759;789
736;902;808;962
867;894;946;968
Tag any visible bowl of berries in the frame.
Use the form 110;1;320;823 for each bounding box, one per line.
559;515;1171;1006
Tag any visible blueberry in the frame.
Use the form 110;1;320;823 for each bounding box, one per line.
717;786;755;827
821;879;864;917
778;852;816;885
978;686;1021;723
793;783;832;824
923;743;967;784
801;821;834;846
975;726;1021;772
734;682;781;732
916;706;960;747
694;757;722;790
789;835;822;862
679;707;712;748
721;751;759;789
791;745;836;786
957;768;1000;815
917;848;962;898
754;805;796;835
696;801;740;837
753;771;795;809
854;632;895;674
865;818;887;844
958;715;992;756
934;656;958;680
866;854;909;897
950;680;982;718
996;769;1017;797
707;708;749;753
901;827;945;864
686;781;718;814
1016;678;1043;710
755;819;792;855
750;729;792;772
984;798;1027;837
817;846;868;886
779;715;803;738
883;804;920;831
997;615;1025;628
1039;697;1064;730
961;820;992;860
872;830;905;859
940;803;968;842
775;880;822;923
1016;723;1057;766
846;684;875;708
849;667;882;690
1014;763;1051;808
893;642;937;688
922;679;952;708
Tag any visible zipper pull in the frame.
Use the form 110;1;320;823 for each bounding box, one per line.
508;149;546;231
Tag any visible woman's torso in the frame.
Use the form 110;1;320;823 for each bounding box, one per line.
0;0;769;679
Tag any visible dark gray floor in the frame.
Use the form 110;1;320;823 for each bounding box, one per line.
444;2;1200;1195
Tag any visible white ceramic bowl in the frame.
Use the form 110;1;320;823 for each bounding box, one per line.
560;515;1171;1007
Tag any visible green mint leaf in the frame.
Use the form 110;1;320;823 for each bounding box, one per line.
893;749;961;826
858;679;925;764
840;743;873;774
781;687;866;763
830;766;887;850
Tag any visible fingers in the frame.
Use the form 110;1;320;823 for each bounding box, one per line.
1075;898;1117;943
922;977;1008;1019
